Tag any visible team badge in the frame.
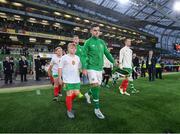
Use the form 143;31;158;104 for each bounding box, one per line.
72;60;75;65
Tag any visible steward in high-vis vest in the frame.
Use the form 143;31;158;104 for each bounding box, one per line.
155;59;163;79
141;60;146;77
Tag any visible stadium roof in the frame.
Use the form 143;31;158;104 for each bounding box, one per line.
53;0;180;51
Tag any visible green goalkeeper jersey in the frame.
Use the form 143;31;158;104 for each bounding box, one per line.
82;36;114;71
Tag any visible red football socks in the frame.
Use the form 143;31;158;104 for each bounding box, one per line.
120;79;129;92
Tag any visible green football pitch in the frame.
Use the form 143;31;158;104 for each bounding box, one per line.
0;73;180;133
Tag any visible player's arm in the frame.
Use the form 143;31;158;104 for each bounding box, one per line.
48;65;53;77
79;45;85;65
78;57;82;69
81;40;89;75
119;49;123;69
58;57;64;85
104;42;115;64
48;58;53;77
58;68;62;85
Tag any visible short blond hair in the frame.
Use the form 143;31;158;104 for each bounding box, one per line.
55;47;62;52
67;43;76;49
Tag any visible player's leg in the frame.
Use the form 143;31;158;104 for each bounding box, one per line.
65;90;75;118
65;83;80;118
85;70;100;104
53;75;60;101
72;84;81;99
77;91;83;99
50;75;54;85
85;70;105;119
125;68;138;93
119;76;130;95
58;84;62;96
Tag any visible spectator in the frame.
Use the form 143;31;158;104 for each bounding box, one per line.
146;50;157;82
35;55;41;81
140;56;146;77
19;56;28;82
132;53;139;80
3;57;14;84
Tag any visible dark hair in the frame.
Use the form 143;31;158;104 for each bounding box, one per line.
90;24;99;29
10;57;14;60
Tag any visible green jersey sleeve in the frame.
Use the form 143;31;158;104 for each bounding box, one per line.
103;41;115;64
82;40;89;69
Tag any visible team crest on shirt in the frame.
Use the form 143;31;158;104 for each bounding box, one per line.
72;60;75;65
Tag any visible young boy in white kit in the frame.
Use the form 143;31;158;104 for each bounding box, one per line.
58;43;81;119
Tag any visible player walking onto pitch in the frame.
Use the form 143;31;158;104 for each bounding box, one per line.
82;24;115;119
48;47;63;101
58;43;82;119
119;38;139;96
72;35;85;98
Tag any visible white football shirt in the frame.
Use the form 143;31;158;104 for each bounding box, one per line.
50;54;61;75
59;54;81;83
119;46;132;68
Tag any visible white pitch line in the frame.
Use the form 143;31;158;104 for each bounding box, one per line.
0;84;52;94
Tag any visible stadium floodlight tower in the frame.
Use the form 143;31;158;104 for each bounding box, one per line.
173;1;180;12
117;0;129;4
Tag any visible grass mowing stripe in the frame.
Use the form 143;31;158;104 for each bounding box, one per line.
0;85;51;93
0;73;179;132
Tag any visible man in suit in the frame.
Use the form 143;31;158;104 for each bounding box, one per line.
35;55;41;81
140;56;146;77
19;56;28;82
132;53;139;80
146;50;157;81
3;56;14;84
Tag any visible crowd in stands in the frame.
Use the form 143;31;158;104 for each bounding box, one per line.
0;45;179;85
0;45;54;56
0;20;86;39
